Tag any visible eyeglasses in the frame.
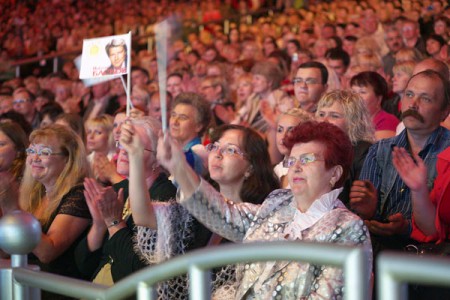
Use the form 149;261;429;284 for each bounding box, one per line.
117;142;154;153
206;142;245;158
13;99;29;105
25;147;65;158
283;153;323;168
292;77;320;85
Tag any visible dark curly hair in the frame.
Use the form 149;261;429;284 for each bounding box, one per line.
283;121;353;188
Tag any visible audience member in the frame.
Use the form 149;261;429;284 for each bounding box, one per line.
12;87;40;129
316;90;375;205
382;27;405;78
156;120;371;298
350;71;399;140
169;92;211;175
351;70;450;257
75;116;176;287
293;61;328;113
122;123;278;298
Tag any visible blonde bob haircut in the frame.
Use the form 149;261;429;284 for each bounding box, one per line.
84;114;115;152
317;90;375;145
392;61;416;77
19;125;90;226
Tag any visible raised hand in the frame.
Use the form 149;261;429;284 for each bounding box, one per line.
392;146;427;193
156;133;185;175
349;180;377;220
119;121;144;156
92;152;122;184
260;100;277;129
97;187;124;227
83;177;106;228
214;104;235;124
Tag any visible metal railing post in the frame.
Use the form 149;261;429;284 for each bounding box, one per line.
188;266;210;300
0;210;42;300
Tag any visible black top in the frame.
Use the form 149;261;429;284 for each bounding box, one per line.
29;184;91;300
74;173;177;282
30;184;91;278
339;140;373;206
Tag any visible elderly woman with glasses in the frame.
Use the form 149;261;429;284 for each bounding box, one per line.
75;116;176;287
155;121;372;299
119;123;279;298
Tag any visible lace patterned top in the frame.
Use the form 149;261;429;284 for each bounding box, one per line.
179;179;372;300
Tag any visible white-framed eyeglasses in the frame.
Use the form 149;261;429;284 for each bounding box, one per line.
283;153;323;168
206;142;245;158
292;77;320;85
25;147;65;158
13;98;29;105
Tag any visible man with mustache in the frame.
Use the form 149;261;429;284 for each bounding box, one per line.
350;69;450;256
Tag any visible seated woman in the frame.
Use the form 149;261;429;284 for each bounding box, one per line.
75;116;177;285
384;61;416;119
0;125;91;299
316;90;375;205
350;71;399;140
119;123;279;298
155;121;372;299
84;114;116;168
269;108;313;187
0;121;28;217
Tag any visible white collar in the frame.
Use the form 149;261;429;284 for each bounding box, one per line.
284;188;344;240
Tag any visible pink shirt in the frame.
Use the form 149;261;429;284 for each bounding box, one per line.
373;109;399;131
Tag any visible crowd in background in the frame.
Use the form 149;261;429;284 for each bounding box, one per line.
0;0;450;299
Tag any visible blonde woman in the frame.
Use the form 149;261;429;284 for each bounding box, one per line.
316;89;375;204
18;125;91;274
84;114;116;171
0;125;92;299
269;108;313;183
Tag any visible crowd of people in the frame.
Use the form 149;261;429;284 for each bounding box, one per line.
1;0;450;299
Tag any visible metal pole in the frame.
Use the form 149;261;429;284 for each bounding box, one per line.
189;266;210;300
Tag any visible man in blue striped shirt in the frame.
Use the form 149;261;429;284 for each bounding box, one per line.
349;69;450;254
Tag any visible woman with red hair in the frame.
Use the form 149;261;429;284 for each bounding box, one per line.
155;120;372;299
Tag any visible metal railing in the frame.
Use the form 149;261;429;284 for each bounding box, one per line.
377;252;450;300
10;242;370;300
0;211;370;300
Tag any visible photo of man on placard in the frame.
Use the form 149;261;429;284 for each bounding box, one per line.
103;38;127;75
